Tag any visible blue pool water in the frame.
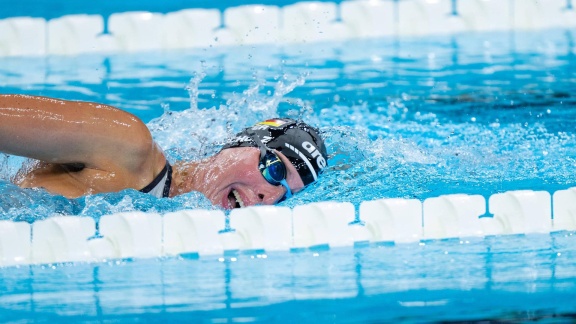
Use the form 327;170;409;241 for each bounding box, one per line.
1;29;576;321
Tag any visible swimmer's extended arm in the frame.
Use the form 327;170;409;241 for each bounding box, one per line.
0;94;160;175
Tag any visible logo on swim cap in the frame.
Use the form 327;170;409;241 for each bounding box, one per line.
252;119;289;131
258;119;289;127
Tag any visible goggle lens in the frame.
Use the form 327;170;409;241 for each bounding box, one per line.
259;152;292;200
260;152;285;184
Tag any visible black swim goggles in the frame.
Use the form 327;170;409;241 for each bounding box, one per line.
251;134;293;201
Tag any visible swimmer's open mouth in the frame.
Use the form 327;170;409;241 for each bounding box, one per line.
227;189;245;209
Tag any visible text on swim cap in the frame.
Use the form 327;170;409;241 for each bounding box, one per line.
232;135;251;143
302;141;327;169
261;135;273;144
285;143;317;181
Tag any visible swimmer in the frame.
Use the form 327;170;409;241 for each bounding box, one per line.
0;94;327;209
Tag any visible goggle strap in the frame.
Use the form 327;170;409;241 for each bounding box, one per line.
279;179;293;198
248;131;267;159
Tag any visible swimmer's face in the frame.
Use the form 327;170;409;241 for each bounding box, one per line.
201;147;305;209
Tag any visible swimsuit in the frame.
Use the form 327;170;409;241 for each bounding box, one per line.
139;161;172;198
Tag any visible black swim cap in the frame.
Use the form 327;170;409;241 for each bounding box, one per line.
221;118;328;186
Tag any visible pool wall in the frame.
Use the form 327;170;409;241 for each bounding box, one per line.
1;0;575;57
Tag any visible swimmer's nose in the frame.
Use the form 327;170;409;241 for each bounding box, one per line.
258;186;286;205
259;193;277;205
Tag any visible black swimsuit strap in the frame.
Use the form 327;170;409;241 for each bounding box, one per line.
162;163;173;198
139;161;172;198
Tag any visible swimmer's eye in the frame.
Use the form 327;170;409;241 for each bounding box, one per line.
258;151;293;201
